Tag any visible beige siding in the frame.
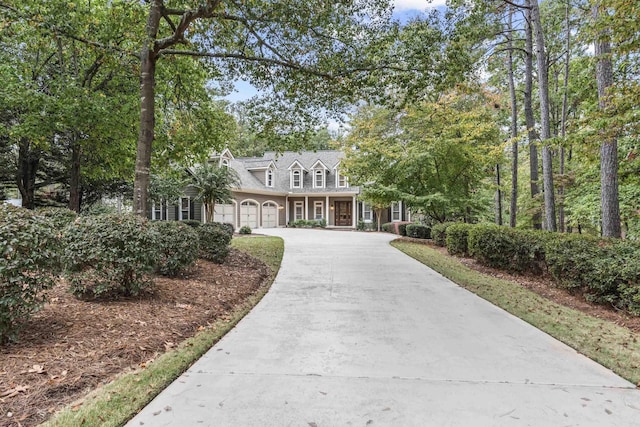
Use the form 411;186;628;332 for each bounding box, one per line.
233;192;286;228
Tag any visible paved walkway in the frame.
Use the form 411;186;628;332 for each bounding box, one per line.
128;229;640;426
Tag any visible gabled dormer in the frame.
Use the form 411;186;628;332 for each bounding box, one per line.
245;160;276;188
333;160;349;188
219;148;234;167
311;159;329;189
288;160;306;189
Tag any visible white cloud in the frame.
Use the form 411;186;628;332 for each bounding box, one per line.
392;0;447;11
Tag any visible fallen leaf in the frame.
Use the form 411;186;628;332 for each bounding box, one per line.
28;364;46;374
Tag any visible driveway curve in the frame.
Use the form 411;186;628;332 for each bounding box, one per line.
128;228;640;426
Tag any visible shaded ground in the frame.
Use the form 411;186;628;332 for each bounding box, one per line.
399;237;640;333
0;249;270;427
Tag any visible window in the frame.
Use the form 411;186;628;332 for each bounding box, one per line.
180;197;190;220
292;169;302;188
314;169;325;188
314;201;323;220
336;170;348;188
152;200;164;220
221;158;229;167
294;201;304;220
391;201;401;222
266;168;274;187
362;203;372;222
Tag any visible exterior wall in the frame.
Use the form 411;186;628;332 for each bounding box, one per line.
249;170;267;186
233;191;286;228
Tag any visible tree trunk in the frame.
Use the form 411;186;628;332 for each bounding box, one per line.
495;164;503;225
133;1;162;216
530;0;556;231
558;0;571;233
593;3;621;238
524;5;541;229
68;136;82;213
507;4;518;228
17;139;39;209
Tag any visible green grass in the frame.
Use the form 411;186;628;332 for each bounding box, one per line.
44;236;284;427
392;240;640;385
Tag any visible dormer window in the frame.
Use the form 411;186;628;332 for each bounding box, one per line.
314;169;325;188
266;167;274;187
292;169;302;188
221;158;229;167
336;170;348;188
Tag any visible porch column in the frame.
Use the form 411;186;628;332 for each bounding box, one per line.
285;195;289;225
304;196;309;220
325;196;329;222
352;195;357;227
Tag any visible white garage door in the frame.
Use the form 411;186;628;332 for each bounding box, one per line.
240;201;258;229
262;202;278;228
214;204;235;227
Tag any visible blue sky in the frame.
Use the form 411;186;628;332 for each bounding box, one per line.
225;0;447;103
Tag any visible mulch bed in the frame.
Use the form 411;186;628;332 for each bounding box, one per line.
0;249;270;427
399;237;640;333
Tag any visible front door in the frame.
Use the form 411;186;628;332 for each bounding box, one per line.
334;201;352;226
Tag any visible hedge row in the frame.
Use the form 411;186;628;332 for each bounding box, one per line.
0;205;233;342
381;222;430;239
437;222;640;315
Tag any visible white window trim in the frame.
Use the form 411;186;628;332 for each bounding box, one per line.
391;201;402;222
314;201;324;220
179;197;191;221
294;201;304;220
221;158;229;167
291;169;302;189
313;169;325;189
362;203;372;223
336;170;349;188
266;168;274;188
152;200;168;220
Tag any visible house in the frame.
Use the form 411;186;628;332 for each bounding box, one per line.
150;149;410;230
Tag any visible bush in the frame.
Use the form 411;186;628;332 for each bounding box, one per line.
151;221;199;276
199;223;233;262
381;222;393;233
398;223;408;236
181;220;202;228
63;214;158;299
446;223;474;256
406;223;431;239
467;225;546;274
81;203;117;216
432;222;455;247
239;225;252;235
289;219;326;228
36;207;77;229
0;205;61;342
221;222;235;235
544;233;603;292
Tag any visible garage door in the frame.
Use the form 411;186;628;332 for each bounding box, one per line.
240;201;258;229
214;203;235;227
262;202;278;228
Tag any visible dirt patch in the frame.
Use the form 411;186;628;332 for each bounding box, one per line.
0;249;270;427
399;237;640;333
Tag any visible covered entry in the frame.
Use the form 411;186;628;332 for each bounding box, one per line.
334;201;352;226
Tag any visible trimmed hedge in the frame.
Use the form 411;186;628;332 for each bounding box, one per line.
198;223;232;263
63;214;158;299
0;205;61;342
151;221;199;277
432;222;455;247
445;223;473;256
289;219;326;228
381;222;393;233
239;225;252;235
406;224;431;239
398;223;408;236
181;220;202;228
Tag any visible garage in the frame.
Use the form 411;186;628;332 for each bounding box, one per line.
262;202;278;228
213;203;235;227
240;200;258;229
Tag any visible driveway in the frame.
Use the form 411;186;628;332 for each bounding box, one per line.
127;228;640;426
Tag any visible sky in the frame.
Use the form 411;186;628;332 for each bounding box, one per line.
225;1;446;104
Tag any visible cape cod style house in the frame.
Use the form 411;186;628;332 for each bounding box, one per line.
150;149;410;230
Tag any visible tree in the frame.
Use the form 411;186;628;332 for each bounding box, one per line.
191;163;240;223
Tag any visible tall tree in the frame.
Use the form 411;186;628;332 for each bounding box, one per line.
191;163;240;223
506;3;518;228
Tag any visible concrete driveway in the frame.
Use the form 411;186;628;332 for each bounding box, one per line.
127;228;640;426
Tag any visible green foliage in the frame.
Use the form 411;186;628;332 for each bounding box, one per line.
432;222;456;247
198;223;232;263
288;219;326;228
0;205;61;343
544;234;604;292
217;222;235;237
357;220;376;231
446;223;474;256
81;203;118;216
191;164;241;223
36;207;77;230
239;226;252;235
150;221;199;277
397;223;408;236
467;225;547;274
406;224;431;239
381;222;394;233
181;220;202;228
63;214;158;299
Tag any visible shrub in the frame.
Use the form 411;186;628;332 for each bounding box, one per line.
398;223;408;236
406;223;431;239
63;214;158;299
0;205;61;342
432;222;455;247
221;222;235;235
81;203;117;216
446;223;473;256
544;233;603;292
381;222;393;233
467;225;546;274
151;221;199;276
36;207;77;229
239;225;252;235
289;219;326;228
199;223;233;262
181;220;202;228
